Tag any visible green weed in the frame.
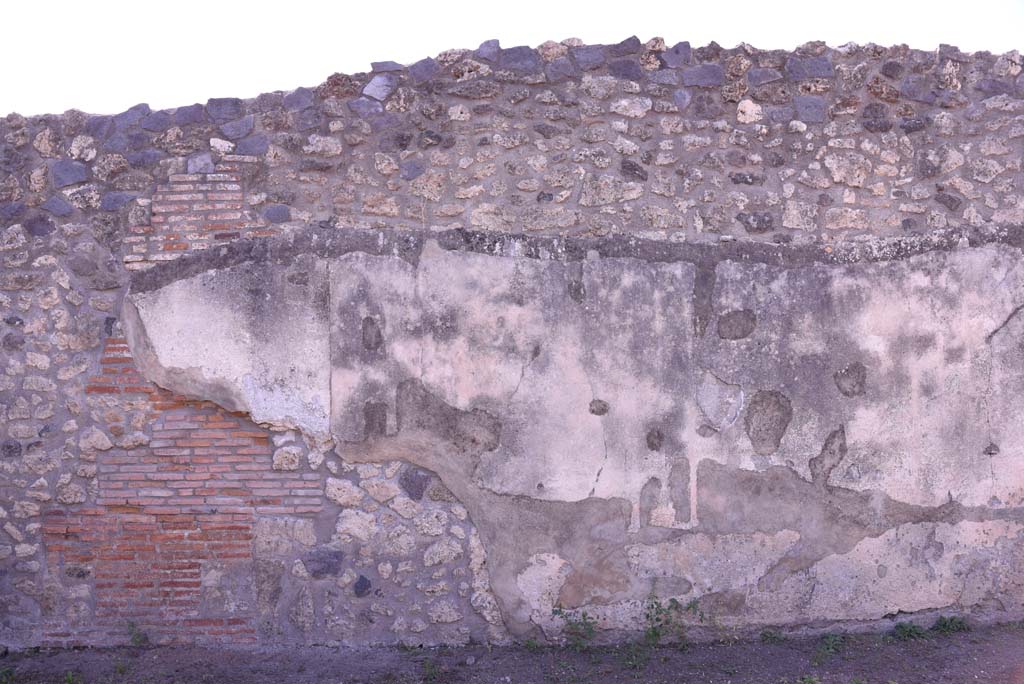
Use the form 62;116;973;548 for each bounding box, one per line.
813;633;845;664
552;607;597;652
127;621;149;648
891;621;928;641
931;615;969;634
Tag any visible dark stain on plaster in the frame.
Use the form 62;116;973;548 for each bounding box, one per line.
696;437;1024;592
361;316;385;353
640;477;661;526
669;460;691;524
692;262;717;336
834;361;867;397
808;426;847;488
363;401;389;438
717;309;757;340
568;279;586;304
743;390;793;456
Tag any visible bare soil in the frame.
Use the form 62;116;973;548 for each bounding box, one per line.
4;623;1023;684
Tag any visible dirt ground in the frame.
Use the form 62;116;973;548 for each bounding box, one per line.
3;622;1023;684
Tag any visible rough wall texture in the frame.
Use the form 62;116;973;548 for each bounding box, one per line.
2;36;1024;649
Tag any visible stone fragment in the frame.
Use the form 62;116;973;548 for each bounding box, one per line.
736;99;763;123
900;75;937;104
206;98;244;122
546;57;578;82
970;158;1004;183
414;509;448;536
399;159;425;181
0;201;24;222
681;64;725;87
219;115;254;140
428;599;461;623
580;174;643;206
620;159;648;181
747;67;782;86
608;36;641;56
785;56;834;80
336;509;375;541
793;95;827;123
448;81;501;99
353;574;372;597
424;538;463;566
140;111;172;132
348;97;384;117
661;42;691;68
934;192;962;211
303;548;345;578
272;445;302;471
363;479;401;503
69;135;97;161
498;46;542;73
824;152;871;187
78;427;112;452
697;371;744;428
475;39;501;62
174;104;205;125
608;59;643;81
782;201;819;230
364;73;400;101
399;466;432;501
410;57;440;83
264;204;291;224
572;45;606;71
609;96;652;118
187;152;214;174
824;207;869;230
410;169;446;202
50;160;90;188
56;484;86;505
1;440;22;459
303;134;344;157
39;194;72;216
371;61;404;73
326;478;364;507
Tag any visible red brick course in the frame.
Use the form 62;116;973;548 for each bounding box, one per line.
46;334;323;646
122;157;281;270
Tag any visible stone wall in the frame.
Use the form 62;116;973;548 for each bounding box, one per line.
1;36;1024;649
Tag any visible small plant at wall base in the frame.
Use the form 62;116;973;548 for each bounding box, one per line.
891;621;928;641
127;622;149;647
813;633;845;664
642;596;690;648
931;616;969;634
552;607;597;652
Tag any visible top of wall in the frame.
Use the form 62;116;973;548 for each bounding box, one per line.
1;37;1023;251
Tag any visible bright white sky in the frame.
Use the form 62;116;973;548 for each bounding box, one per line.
3;0;1023;117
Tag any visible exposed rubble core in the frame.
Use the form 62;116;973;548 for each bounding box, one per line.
2;37;1024;649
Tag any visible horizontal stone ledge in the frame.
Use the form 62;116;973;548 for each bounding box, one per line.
128;221;1024;295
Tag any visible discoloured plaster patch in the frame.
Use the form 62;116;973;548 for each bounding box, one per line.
124;230;1024;638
